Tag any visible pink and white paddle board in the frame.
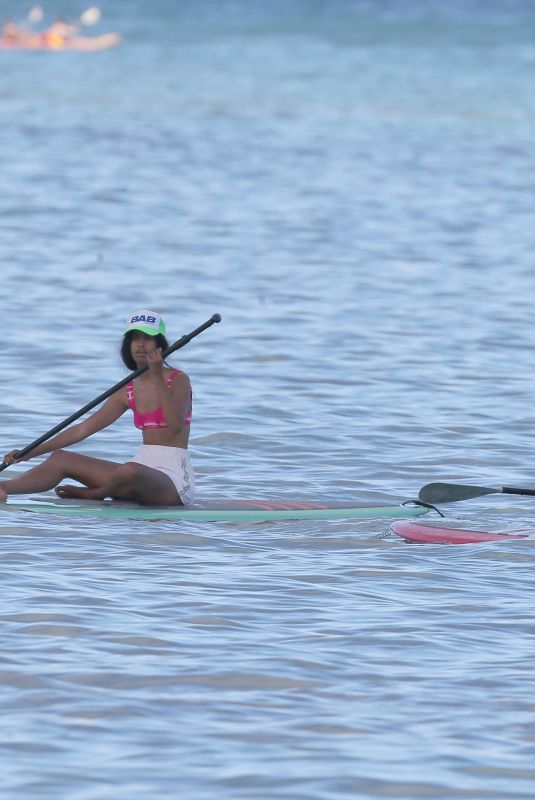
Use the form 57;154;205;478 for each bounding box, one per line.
390;520;529;544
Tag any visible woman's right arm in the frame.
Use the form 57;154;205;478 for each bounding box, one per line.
4;389;128;463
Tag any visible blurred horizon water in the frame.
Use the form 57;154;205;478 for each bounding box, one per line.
1;1;535;798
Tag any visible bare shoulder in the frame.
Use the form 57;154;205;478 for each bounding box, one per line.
167;368;191;391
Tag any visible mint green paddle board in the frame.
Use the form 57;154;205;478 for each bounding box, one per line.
0;498;429;522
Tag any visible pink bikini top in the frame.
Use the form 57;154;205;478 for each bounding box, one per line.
126;370;192;431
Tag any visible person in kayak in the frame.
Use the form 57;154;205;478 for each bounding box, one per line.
1;18;36;43
40;16;78;48
2;19;24;39
0;311;195;506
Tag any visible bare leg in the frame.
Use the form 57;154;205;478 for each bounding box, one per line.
0;451;121;502
57;462;182;506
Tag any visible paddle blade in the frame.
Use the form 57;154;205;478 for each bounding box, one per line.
80;6;101;26
28;5;44;24
419;483;497;504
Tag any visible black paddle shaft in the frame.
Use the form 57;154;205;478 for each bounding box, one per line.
0;313;221;473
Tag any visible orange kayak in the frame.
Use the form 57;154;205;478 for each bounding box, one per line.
0;33;120;51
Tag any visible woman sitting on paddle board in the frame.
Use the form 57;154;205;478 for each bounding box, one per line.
0;311;194;506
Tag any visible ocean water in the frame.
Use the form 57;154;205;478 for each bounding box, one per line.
1;1;535;797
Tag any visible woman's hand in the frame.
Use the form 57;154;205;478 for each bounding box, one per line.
146;347;165;377
3;449;27;465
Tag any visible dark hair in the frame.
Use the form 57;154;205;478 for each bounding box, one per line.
121;331;170;370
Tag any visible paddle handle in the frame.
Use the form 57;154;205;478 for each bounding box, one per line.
0;313;221;472
502;486;535;497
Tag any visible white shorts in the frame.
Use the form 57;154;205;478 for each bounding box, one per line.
128;445;195;506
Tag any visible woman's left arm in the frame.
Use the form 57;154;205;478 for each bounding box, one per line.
148;351;191;433
167;371;192;433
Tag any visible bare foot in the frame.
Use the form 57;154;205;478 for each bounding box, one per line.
55;484;104;500
0;485;7;503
